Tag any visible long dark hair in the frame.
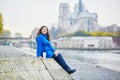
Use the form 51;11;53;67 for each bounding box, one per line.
37;25;50;41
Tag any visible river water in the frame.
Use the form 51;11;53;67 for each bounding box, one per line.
19;42;120;79
57;49;120;72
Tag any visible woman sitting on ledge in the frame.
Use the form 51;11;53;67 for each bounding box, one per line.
36;25;76;74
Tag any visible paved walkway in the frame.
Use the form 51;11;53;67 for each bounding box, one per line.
67;59;120;80
0;45;35;58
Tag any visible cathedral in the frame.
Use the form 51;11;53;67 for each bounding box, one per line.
58;0;102;33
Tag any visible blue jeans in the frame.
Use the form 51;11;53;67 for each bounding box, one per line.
53;53;70;71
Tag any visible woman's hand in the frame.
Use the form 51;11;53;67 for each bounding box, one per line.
54;51;58;57
38;56;42;59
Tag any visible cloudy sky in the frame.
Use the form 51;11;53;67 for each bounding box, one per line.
0;0;120;37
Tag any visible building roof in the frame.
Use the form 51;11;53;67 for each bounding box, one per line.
67;13;77;19
78;10;97;19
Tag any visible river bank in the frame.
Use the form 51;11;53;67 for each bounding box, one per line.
56;48;120;50
67;59;120;80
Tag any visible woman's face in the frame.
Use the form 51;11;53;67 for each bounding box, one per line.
41;27;48;34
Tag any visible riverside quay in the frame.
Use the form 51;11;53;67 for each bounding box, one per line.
55;37;120;49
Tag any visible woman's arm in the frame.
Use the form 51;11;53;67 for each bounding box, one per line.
41;35;56;52
48;42;56;52
36;36;42;58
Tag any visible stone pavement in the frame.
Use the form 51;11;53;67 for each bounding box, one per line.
0;45;35;58
66;59;120;80
0;58;72;80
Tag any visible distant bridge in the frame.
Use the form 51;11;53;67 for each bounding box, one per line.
0;37;31;40
0;38;33;43
0;38;57;48
0;38;35;47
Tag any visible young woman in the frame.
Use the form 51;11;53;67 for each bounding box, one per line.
36;25;76;74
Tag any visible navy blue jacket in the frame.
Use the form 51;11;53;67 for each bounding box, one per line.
36;34;56;58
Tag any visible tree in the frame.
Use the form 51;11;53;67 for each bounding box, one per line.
73;30;91;36
0;30;11;38
31;27;39;39
90;31;114;37
58;30;91;37
0;13;3;34
15;32;22;38
113;31;120;37
49;27;59;39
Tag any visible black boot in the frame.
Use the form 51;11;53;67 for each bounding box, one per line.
66;68;76;74
53;53;76;74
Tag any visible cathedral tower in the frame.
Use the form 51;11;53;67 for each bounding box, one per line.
59;3;70;33
78;0;83;15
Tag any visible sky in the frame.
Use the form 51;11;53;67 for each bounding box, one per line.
0;0;120;37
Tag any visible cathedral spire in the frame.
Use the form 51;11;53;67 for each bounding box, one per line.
78;0;82;15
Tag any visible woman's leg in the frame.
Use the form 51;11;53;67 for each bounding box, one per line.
53;53;70;70
53;53;76;74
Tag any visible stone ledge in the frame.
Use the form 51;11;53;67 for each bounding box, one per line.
0;58;72;80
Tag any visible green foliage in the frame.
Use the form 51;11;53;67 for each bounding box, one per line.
15;32;22;35
0;29;11;38
15;32;22;38
0;13;3;34
113;31;120;37
58;29;120;38
90;31;114;37
73;30;91;36
58;33;74;37
58;30;91;37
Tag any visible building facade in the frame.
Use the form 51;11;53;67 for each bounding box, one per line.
58;0;101;34
99;24;120;36
56;37;113;49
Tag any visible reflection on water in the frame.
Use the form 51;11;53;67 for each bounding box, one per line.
58;49;120;72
